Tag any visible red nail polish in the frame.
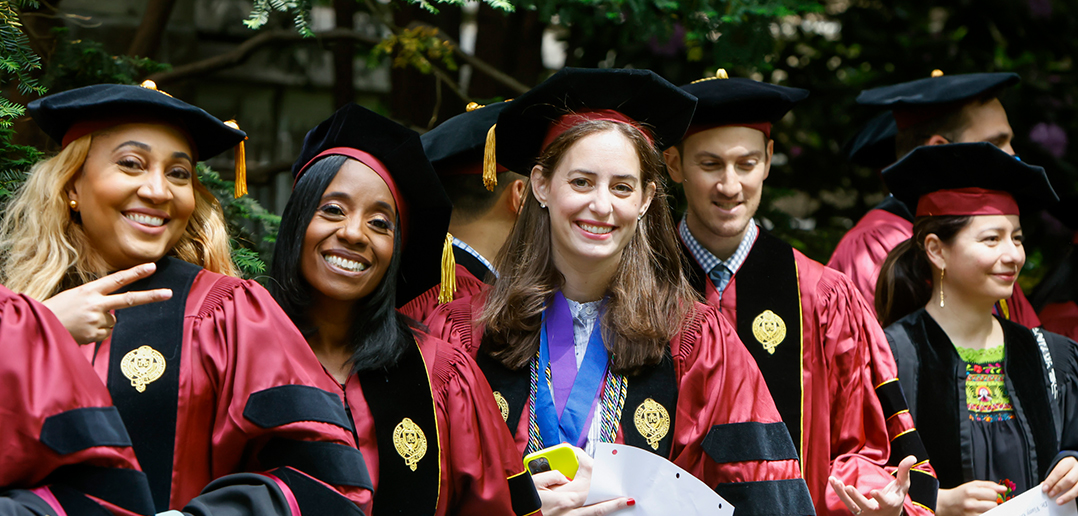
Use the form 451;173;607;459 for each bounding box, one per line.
627;498;636;506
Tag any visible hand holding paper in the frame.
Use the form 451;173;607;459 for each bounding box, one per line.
1043;457;1078;506
585;443;733;516
982;486;1078;516
536;446;633;516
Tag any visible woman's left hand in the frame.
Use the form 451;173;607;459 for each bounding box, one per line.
1042;456;1078;505
829;455;915;516
534;446;632;516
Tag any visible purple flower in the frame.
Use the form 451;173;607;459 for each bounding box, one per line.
1029;122;1068;158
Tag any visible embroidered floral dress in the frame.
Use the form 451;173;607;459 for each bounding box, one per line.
956;345;1030;501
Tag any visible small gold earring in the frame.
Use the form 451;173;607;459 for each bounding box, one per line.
69;199;78;210
939;268;946;308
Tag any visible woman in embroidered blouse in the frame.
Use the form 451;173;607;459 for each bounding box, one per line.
426;68;815;516
876;143;1078;515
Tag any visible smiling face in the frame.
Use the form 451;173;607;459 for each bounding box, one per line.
934;214;1024;304
300;159;397;305
68;123;196;270
665;125;772;257
531;128;655;275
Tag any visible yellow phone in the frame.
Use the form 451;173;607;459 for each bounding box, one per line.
523;443;580;480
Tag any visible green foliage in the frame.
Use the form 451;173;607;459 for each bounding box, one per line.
523;0;821;71
0;0;46;128
197;165;282;279
405;0;515;14
245;0;315;37
0;0;45;208
42;28;171;91
0;124;38;204
372;26;457;73
245;0;512;36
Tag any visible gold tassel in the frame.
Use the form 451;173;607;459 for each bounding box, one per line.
224;120;247;198
482;124;497;192
438;232;457;304
998;298;1010;320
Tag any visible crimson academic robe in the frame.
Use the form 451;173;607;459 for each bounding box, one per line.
683;229;938;516
427;298;816;516
0;285;154;516
827;204;1041;327
340;330;540;516
82;258;371;516
1040;302;1078;341
401;245;493;324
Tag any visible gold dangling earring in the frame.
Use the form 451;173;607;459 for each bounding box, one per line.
69;199;78;210
939;268;946;308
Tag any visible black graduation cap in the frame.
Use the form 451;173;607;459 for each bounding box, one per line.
28;81;251;197
421;100;510;190
680;71;809;130
494;67;697;172
857;71;1019;129
292;103;453;306
28;82;246;160
882;142;1057;217
842;111;898;169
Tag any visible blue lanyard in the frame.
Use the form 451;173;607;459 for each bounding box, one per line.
535;292;608;448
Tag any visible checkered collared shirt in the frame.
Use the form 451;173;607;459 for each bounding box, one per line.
451;236;498;278
678;215;758;297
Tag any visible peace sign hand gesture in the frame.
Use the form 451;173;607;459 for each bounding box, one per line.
43;263;172;344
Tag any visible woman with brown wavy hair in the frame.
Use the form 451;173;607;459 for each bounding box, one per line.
0;83;370;516
427;67;814;516
876;143;1078;515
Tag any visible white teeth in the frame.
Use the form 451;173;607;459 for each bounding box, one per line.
124;213;165;227
324;253;368;272
578;223;613;234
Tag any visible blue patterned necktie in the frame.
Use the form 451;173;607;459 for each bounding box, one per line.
708;264;732;295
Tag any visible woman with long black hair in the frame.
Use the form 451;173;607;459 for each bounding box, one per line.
269;103;542;516
877;143;1078;515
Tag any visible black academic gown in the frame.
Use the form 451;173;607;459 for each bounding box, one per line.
885;308;1078;491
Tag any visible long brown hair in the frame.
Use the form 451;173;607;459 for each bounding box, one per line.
0;132;238;300
479;120;699;375
875;215;971;327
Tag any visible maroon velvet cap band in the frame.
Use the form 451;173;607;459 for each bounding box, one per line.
62;117;199;161
295;147;409;241
915;187;1020;217
540;109;654;152
683;121;772;140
